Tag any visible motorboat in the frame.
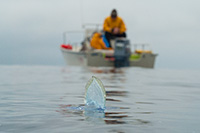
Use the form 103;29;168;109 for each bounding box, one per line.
60;27;158;68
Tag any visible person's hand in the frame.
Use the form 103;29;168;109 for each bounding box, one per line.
113;28;119;34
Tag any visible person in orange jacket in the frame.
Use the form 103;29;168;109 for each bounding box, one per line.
90;32;112;50
103;9;127;47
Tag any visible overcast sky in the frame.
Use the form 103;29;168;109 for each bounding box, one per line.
0;0;200;69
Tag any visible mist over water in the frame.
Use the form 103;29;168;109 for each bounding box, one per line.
0;0;200;69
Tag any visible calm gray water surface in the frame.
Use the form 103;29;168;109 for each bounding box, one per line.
0;65;200;133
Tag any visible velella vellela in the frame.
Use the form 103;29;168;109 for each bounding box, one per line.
84;76;106;109
63;76;106;112
59;76;129;122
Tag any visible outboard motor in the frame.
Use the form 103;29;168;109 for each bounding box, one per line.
114;39;131;68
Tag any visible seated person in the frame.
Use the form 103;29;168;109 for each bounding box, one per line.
103;9;127;47
90;32;112;50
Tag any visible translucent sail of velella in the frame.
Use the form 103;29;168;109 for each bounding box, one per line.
85;76;106;109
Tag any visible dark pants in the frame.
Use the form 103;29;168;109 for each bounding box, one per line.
105;32;126;47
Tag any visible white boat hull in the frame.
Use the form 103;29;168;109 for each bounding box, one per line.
61;48;157;68
61;48;87;66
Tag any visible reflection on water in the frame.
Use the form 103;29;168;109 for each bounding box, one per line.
57;66;156;133
55;67;200;132
58;87;152;126
59;105;129;125
106;98;121;102
1;66;200;133
89;67;124;74
106;91;128;97
59;103;152;126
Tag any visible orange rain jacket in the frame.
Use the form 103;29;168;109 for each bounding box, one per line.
90;33;112;50
103;16;126;34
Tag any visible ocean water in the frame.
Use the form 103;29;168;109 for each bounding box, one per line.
0;65;200;133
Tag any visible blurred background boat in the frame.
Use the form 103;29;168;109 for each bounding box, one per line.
60;25;158;68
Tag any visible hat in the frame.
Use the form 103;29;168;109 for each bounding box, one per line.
111;9;117;18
